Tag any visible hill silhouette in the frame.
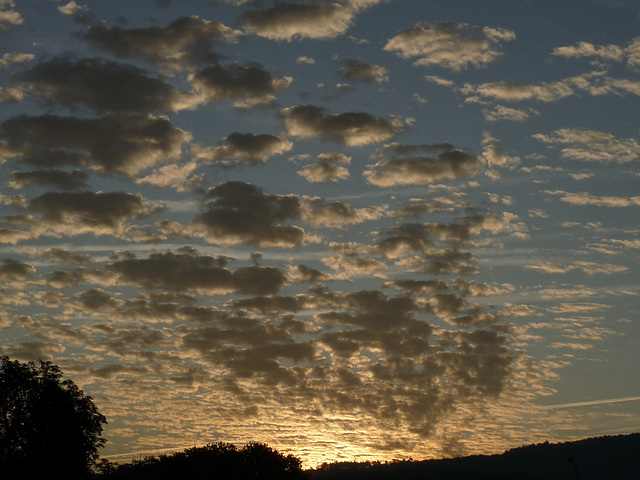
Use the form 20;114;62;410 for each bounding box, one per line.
309;433;640;480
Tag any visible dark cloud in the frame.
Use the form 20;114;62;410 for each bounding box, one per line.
82;16;242;71
190;63;291;108
280;105;404;146
286;264;334;283
8;169;88;190
301;196;386;228
39;248;92;264
192;181;305;247
27;191;165;235
241;3;354;41
108;250;287;295
72;288;119;311
0;113;192;176
364;143;484;187
339;58;389;83
193;132;293;165
0;259;35;281
17;57;198;113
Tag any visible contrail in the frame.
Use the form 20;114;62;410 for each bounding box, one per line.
542;395;640;410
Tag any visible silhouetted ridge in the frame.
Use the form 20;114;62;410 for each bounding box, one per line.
310;433;640;480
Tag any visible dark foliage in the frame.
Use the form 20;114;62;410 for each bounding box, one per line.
309;433;640;480
0;356;107;479
100;441;307;480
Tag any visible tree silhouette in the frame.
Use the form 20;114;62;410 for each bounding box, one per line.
0;356;107;479
101;441;307;479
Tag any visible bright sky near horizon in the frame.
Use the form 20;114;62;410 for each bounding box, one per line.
0;0;639;468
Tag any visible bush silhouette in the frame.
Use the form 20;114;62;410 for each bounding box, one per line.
0;356;107;479
102;441;307;479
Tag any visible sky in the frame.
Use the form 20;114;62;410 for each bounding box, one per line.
1;0;639;468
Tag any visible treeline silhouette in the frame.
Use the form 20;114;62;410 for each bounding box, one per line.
309;433;640;480
97;442;306;479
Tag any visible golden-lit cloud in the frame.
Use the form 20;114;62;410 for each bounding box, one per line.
384;21;515;70
241;3;354;41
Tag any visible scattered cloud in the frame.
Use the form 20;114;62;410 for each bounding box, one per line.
0;113;192;176
280;105;404;146
0;0;22;31
58;1;94;24
384;21;515;71
193;133;293;166
525;260;629;275
339;58;389;83
0;52;34;69
551;37;640;70
483;105;540;122
190;63;291;108
108;250;286;296
364;142;484;187
544;190;640;207
191;181;305;247
297;153;351;183
8;169;88;190
82;16;243;71
533;128;640;164
241;3;354;41
17;57;199;113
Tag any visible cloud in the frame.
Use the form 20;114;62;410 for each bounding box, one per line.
286;264;334;284
8;169;88;190
107;250;287;296
552;41;624;63
483;105;539;122
551;37;640;70
301;197;387;228
0;1;22;32
241;3;354;41
0;87;23;103
364;142;484;187
297;152;351;183
533;128;640;164
135;161;204;192
0;52;34;69
339;58;389;83
58;1;94;24
0;113;192;177
82;16;243;71
191;181;306;247
524;260;629;275
384;21;515;71
17;57;199;113
37;247;92;264
0;259;35;281
193;133;293;166
322;246;387;277
280;105;403;146
24;191;165;238
190;63;291;108
296;56;315;65
462;79;575;103
463;71;640;104
45;266;117;289
481;133;521;169
544;190;640;207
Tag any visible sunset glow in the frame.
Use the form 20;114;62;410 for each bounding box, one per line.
0;0;639;468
